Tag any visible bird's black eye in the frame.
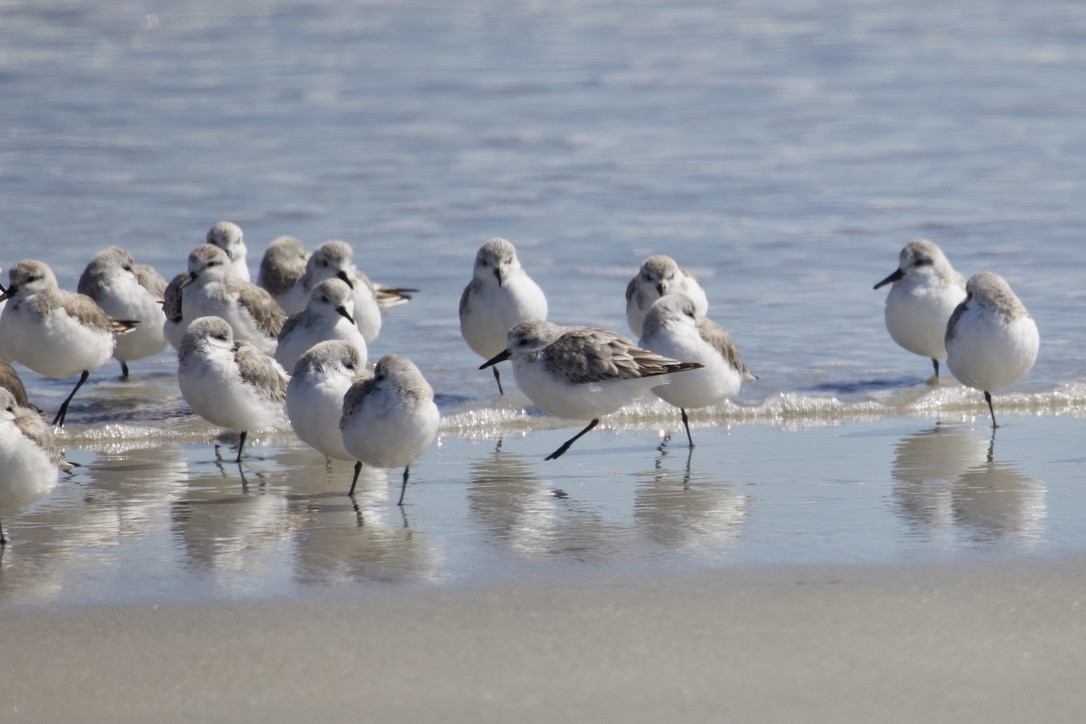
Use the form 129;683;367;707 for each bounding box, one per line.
915;257;933;266
214;332;228;341
319;258;328;267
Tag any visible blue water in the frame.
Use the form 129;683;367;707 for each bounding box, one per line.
2;0;1086;607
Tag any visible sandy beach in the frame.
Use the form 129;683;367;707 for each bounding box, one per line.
5;557;1086;722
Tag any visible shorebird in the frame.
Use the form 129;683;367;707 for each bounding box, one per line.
639;293;757;446
257;235;308;309
481;319;703;460
0;260;135;426
78;246;168;378
275;277;368;373
181;244;285;356
459;237;548;395
205;220;250;281
177;316;289;462
286;340;369;462
0;387;68;544
625;255;709;338
945;272;1039;427
874;239;967;380
340;354;440;504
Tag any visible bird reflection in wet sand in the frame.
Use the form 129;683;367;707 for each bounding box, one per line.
890;426;1044;543
466;438;614;560
170;476;291;580
634;446;750;550
288;466;438;586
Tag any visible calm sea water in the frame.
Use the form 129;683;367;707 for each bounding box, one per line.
2;0;1085;606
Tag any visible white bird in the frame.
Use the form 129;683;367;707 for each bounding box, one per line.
874;238;967;379
78;246;168;378
286;340;369;462
281;240;415;343
257;235;308;309
625;255;709;338
181;244;286;356
459;237;548;395
945;272;1039;427
0;260;135;427
639;293;757;447
481;319;702;460
275;277;368;373
340;354;440;504
206;220;250;282
178;316;289;462
0;387;67;544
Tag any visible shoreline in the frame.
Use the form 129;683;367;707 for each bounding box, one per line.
4;556;1086;722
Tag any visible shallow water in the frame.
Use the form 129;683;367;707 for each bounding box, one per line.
2;0;1086;607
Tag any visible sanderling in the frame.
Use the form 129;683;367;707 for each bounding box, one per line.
281;240;384;343
206;220;250;281
286;340;369;462
0;260;135;427
181;244;285;356
0;359;31;409
945;272;1039;427
162;271;188;350
275;277;368;373
625;255;709;338
0;388;67;544
481;319;703;460
341;354;440;504
77;246;169;378
460;237;549;395
257;235;308;309
178;316;288;462
639;293;757;447
874;238;967;379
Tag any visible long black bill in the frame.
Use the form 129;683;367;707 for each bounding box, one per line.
336;306;355;324
873;268;905;290
480;349;511;370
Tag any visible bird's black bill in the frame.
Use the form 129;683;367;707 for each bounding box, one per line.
873;268;905;290
479;349;511;369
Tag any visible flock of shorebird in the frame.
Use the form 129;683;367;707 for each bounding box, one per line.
0;224;1040;542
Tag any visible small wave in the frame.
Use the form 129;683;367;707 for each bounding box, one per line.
439;381;1086;435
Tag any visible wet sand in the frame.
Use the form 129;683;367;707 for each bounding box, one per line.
4;557;1086;722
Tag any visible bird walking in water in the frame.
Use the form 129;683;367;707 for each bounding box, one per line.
482;319;703;460
0;260;136;427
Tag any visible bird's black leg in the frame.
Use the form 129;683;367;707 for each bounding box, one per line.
397;466;410;506
348;460;362;496
52;370;90;427
681;408;695;448
545;419;600;460
984;390;998;428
